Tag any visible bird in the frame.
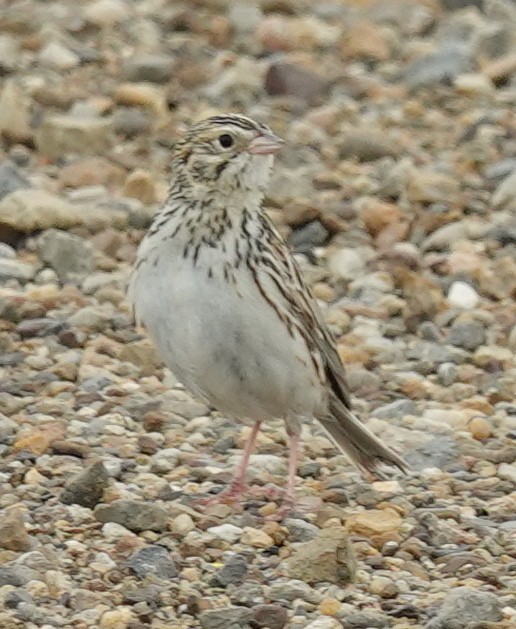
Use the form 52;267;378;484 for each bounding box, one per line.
128;113;407;510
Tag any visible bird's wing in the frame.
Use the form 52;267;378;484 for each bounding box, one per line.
256;216;408;475
255;215;352;410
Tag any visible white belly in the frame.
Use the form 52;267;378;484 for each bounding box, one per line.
130;254;324;422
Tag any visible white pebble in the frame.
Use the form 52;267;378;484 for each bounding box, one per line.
208;523;243;543
102;522;134;539
447;281;480;309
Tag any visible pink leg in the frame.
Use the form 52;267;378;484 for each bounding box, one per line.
199;420;261;505
226;420;261;496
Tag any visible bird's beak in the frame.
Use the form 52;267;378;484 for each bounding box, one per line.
248;133;284;155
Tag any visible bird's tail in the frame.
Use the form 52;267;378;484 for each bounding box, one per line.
319;397;409;478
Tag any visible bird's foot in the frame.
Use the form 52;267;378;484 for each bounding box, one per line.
195;482;246;507
244;483;285;501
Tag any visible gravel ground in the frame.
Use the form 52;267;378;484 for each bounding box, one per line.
0;1;515;628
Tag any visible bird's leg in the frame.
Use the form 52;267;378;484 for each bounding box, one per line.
225;419;261;497
199;420;261;505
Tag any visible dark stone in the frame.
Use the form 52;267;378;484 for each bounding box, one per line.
284;518;320;542
16;318;65;338
60;460;109;508
251;603;288;629
211;554;248;587
265;62;328;104
290;220;330;253
128;545;178;580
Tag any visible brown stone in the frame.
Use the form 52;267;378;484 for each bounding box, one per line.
360;201;405;237
0;508;32;551
285;527;356;585
59;157;126;189
265;62;328;104
346;509;403;549
340;21;391;61
13;423;66;455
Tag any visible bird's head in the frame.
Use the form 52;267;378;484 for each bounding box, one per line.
172;114;284;200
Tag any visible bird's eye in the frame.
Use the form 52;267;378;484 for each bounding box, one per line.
218;134;234;149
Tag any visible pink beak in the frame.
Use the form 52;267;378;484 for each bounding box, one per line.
248;132;284;155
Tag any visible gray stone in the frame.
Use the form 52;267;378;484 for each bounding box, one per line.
0;161;30;200
448;320;485;351
404;437;459;471
485;158;516;181
373;399;417;419
36;114;114;159
437;363;458;386
94;499;169;532
425;586;503;629
230;582;265;606
67;306;112;331
38;229;95;280
285;528;356;585
123;55;174;83
123;584;162;604
492;170;516;210
16;318;65;338
128;545;178;579
211;553;248;587
0;414;18;440
61;460;109;508
344;610;391;628
284;518;320;542
200;606;253;629
290;220;329;253
269;580;318;603
14;602;46;623
113;107;152;137
4;588;33;609
403;44;472;89
440;0;482;9
149;447;181;474
0;565;39;587
419;321;442;342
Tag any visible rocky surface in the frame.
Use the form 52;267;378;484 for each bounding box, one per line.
0;0;515;628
